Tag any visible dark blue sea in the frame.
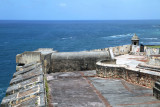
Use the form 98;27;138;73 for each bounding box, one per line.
0;20;160;102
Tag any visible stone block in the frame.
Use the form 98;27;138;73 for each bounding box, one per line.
126;70;139;84
16;51;41;64
14;93;45;107
14;63;41;77
10;67;43;85
6;75;43;95
1;83;44;107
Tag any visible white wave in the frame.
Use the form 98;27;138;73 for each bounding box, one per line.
143;38;158;40
61;37;73;40
152;25;160;28
107;33;133;38
149;42;160;44
101;33;133;39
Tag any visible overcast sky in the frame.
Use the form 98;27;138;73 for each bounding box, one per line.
0;0;160;20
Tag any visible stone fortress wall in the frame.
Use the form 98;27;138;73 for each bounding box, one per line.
1;48;113;106
2;34;160;106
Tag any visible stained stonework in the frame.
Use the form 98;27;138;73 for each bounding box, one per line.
96;61;160;88
1;63;46;107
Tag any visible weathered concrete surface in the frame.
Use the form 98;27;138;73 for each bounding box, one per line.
115;54;147;68
47;71;105;107
35;48;56;74
50;51;110;73
1;62;46;107
6;75;43;95
16;51;41;64
14;63;41;77
90;77;160;107
47;71;160;107
10;66;43;85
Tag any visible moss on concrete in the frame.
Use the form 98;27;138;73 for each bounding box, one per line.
44;77;49;103
147;46;160;48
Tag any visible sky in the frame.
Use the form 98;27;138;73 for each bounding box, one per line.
0;0;160;20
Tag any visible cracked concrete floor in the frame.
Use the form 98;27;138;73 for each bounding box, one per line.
47;71;160;107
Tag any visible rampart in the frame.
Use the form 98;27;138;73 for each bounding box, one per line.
2;44;160;106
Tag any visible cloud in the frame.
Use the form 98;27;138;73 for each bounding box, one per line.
59;3;67;7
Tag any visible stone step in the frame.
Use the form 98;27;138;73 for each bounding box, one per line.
138;64;160;70
10;67;43;85
153;87;160;100
155;81;160;89
16;62;37;71
6;75;43;95
137;66;160;72
14;93;45;107
14;63;41;77
23;62;37;68
1;83;45;107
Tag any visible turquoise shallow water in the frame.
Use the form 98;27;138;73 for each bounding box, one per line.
0;20;160;102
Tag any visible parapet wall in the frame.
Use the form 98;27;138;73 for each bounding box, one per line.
144;46;160;66
96;61;160;88
148;55;160;66
15;49;112;73
144;46;160;57
91;44;131;56
50;51;110;73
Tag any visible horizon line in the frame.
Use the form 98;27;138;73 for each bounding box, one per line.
0;19;160;21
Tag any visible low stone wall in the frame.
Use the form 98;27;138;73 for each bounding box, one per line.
91;44;131;56
148;55;160;66
96;61;160;88
144;46;160;57
112;45;131;56
50;51;111;73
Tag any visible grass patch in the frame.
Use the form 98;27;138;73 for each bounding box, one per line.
44;77;49;104
147;45;160;48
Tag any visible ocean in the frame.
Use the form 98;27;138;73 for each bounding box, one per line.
0;20;160;102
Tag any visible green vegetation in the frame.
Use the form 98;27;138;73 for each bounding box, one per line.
5;94;8;97
35;100;38;105
44;77;49;104
147;46;160;48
